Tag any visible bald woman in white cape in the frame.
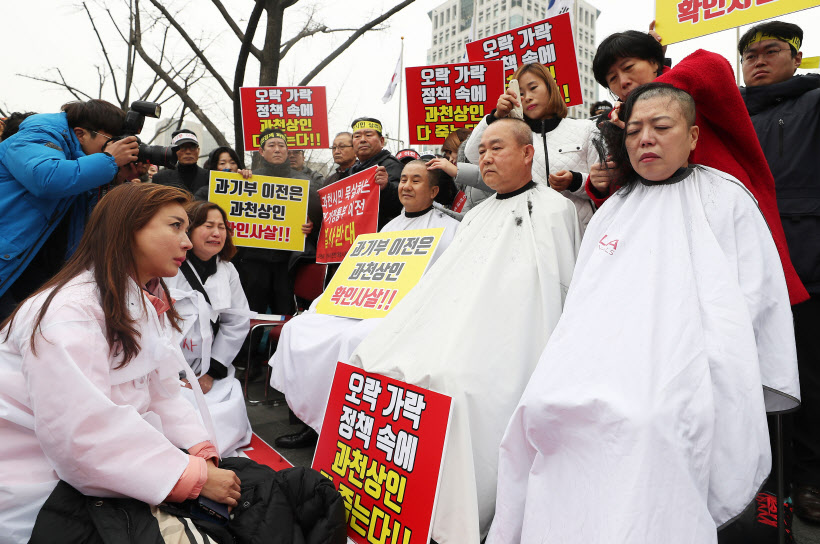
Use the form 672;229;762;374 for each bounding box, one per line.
487;84;800;544
348;119;581;543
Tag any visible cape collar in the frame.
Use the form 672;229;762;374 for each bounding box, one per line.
405;205;433;218
496;180;536;200
638;167;693;187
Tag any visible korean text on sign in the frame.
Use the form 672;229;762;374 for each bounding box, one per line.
238;86;329;151
405;61;505;145
313;363;452;544
655;0;819;45
316;229;443;320
317;166;380;264
208;171;309;252
466;12;582;107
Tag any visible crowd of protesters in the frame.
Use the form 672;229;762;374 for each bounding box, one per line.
0;16;817;544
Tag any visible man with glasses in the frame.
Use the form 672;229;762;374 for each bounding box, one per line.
0;99;139;319
322;132;357;189
153;129;210;196
739;21;820;523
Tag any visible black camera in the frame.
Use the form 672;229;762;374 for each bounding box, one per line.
116;101;177;168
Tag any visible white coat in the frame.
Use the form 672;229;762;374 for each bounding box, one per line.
269;207;461;433
167;258;253;458
465;114;600;232
0;270;210;544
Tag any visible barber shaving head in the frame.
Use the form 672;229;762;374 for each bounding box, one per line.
604;83;699;184
738;21;803;87
477;118;535;194
258;128;289;165
351;117;385;162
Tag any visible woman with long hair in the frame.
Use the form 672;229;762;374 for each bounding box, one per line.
0;183;240;543
166;200;253;458
463;62;600;232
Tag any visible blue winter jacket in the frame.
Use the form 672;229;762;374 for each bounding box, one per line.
0;112;118;297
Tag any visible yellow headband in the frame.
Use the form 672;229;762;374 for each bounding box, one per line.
259;130;288;148
746;32;801;53
352;120;383;133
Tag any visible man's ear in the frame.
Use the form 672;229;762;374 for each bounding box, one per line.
794;51;803;73
523;143;535;163
430;185;440;199
73;127;86;141
689;125;700;152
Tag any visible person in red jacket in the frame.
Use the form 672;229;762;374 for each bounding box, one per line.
589;29;808;305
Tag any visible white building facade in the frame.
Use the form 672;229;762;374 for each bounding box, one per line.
427;0;601;119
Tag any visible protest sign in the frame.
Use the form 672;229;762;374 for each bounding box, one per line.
316;228;444;320
405;60;505;145
655;0;820;45
317;167;381;264
466;12;582;107
313;363;452;544
208;171;309;252
239;86;329;151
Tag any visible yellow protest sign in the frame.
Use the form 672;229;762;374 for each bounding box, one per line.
316;228;444;320
800;56;820;69
655;0;820;45
208;171;308;252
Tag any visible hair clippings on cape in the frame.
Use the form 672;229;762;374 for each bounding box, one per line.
746;32;801;52
352;120;383;133
259;130;288;148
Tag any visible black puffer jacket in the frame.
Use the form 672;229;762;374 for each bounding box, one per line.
741;73;820;293
29;458;347;544
349;149;404;229
153;162;211;197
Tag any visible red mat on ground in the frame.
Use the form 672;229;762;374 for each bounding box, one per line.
242;433;294;471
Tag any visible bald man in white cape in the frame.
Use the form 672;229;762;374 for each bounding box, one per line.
270;161;460;435
347;118;581;543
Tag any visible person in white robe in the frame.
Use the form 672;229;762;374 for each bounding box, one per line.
270;161;460;447
487;83;800;544
0;183;240;544
166;201;253;458
347;118;580;543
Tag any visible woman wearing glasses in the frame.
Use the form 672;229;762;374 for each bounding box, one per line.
0;100;141;320
589;29;808;305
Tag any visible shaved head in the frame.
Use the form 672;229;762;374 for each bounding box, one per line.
494;118;534;146
630;85;696;127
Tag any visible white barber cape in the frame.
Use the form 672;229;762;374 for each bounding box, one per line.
0;271;210;544
167;258;253;457
348;183;580;544
487;166;800;544
269;207;459;433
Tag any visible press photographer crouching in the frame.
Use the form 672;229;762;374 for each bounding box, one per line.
0;99;140;319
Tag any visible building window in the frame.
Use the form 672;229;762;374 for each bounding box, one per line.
501;19;507;29
433;35;438;45
479;12;483;22
511;0;521;7
510;13;523;26
478;29;483;38
493;22;498;33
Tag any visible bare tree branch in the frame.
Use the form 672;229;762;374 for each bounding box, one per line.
82;1;124;105
298;0;416;85
211;0;262;60
17;68;96;102
147;0;234;99
280;24;378;59
133;0;229;147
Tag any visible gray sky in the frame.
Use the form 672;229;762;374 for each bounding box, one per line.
2;0;818;164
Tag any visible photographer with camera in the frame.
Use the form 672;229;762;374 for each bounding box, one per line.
0;99;141;319
153;129;210;197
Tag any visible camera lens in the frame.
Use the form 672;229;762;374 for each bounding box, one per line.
138;144;177;168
